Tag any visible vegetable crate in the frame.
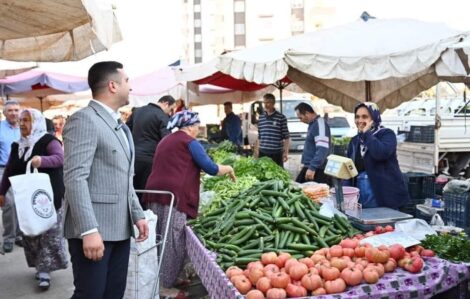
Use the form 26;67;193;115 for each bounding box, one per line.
332;144;348;157
403;172;436;199
406;125;434;143
443;192;470;233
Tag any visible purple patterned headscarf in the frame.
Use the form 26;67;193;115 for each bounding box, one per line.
167;110;200;130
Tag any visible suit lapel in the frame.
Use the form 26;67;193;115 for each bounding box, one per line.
88;101;131;161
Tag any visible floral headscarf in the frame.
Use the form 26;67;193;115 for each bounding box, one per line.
167;110;200;130
18;109;47;161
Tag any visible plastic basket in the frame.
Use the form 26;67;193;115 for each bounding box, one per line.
332;144;348;157
443;192;470;230
403;172;436;199
406;125;434;143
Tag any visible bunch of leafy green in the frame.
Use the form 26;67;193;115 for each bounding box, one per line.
421;233;470;262
332;136;352;146
207;140;238;158
233;156;291;184
216;140;238;153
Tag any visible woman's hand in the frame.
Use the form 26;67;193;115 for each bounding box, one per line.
31;156;42;168
218;165;236;181
0;195;5;207
361;119;374;133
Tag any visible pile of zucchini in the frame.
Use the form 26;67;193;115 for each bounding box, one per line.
188;179;361;269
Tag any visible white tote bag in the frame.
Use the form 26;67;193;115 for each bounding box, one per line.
9;160;57;236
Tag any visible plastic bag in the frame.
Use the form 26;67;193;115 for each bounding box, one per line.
394;219;437;241
443;179;470;193
198;191;216;214
430;213;445;226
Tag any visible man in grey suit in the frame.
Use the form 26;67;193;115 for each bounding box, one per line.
63;61;148;299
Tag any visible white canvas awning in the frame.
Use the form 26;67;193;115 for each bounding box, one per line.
0;0;122;62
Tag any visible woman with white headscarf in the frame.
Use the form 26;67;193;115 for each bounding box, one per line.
143;110;235;293
0;109;67;290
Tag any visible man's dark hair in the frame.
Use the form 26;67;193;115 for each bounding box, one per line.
88;61;123;96
263;93;275;102
295;102;315;114
158;95;176;105
223;101;233;108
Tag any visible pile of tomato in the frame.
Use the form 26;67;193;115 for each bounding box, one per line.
226;237;435;298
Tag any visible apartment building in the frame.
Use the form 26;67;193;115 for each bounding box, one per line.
181;0;335;64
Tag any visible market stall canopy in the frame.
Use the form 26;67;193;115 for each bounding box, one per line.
187;84;275;106
176;59;269;92
0;0;122;62
216;34;302;85
0;70;89;95
130;66;182;96
282;18;470;112
0;70;89;110
0;60;37;78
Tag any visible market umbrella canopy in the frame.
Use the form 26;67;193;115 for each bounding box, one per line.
0;0;122;62
283;18;470;112
0;69;89;111
0;60;37;78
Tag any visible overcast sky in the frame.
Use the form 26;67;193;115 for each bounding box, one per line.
39;0;470;78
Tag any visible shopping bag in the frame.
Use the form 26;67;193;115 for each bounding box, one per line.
9;160;57;236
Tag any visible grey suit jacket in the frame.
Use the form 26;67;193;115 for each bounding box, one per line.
63;100;145;241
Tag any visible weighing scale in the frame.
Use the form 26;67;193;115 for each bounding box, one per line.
324;155;413;230
324;155;358;212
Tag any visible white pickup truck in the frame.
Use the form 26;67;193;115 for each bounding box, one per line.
381;97;470;177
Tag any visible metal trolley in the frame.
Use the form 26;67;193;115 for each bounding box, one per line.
129;189;175;299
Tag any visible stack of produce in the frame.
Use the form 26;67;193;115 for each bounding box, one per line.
201;141;291;214
226;240;430;297
421;233;470;262
302;183;330;203
189;179;362;270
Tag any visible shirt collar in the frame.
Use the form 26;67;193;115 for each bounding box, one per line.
91;100;120;123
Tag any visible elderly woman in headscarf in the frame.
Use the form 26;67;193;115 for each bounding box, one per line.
143;110;235;290
346;102;410;209
0;109;67;290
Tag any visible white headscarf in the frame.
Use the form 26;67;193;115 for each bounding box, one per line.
18;109;47;161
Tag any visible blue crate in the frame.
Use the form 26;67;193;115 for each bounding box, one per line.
403;172;436;199
443;192;470;230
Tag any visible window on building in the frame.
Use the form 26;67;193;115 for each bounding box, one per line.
234;35;246;47
235;24;245;35
291;0;303;8
234;1;245;12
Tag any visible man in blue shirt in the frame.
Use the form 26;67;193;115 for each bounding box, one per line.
295;102;331;184
0;100;21;253
221;101;242;146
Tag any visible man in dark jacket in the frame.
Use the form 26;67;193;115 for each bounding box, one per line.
221;101;242;146
128;95;176;203
295;102;331;184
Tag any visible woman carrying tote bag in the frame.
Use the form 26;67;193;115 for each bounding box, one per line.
0;109;67;290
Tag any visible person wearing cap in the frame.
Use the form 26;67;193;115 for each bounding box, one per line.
143;110;236;292
345;102;409;209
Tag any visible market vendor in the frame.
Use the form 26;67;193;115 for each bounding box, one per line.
143;110;236;291
294;102;331;184
345;102;409;209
